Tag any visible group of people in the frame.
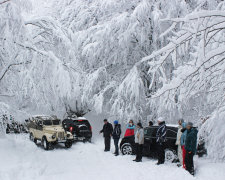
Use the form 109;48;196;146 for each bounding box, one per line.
99;117;198;176
176;119;198;175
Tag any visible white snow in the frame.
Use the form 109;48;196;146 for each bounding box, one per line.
0;134;225;180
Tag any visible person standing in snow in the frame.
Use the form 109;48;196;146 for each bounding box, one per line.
149;121;153;127
185;122;198;175
100;119;113;152
181;122;187;169
112;120;121;156
156;117;167;165
133;122;144;162
175;119;184;166
124;120;135;137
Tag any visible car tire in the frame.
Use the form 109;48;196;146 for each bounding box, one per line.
65;141;73;148
165;149;177;162
121;143;133;155
42;137;50;150
30;133;34;141
30;133;38;144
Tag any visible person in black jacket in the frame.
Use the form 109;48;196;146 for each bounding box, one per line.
112;120;121;156
156;117;167;165
100;119;113;151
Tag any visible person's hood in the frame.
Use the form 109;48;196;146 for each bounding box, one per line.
187;127;198;134
182;122;186;128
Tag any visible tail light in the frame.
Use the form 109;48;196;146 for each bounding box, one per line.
69;126;73;133
90;126;92;132
78;120;83;122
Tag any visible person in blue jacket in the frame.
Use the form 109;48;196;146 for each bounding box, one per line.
180;122;187;168
185;122;198;175
112;120;121;156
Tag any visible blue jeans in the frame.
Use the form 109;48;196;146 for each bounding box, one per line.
113;138;119;154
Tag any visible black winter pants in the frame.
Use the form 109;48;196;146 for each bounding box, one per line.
185;152;194;175
113;138;119;154
157;143;165;164
104;136;111;151
135;143;143;161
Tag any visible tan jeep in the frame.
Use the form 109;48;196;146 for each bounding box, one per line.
28;115;74;150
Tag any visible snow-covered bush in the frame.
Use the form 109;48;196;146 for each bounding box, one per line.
199;105;225;161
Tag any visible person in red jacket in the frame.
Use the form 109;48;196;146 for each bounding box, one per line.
124;120;135;137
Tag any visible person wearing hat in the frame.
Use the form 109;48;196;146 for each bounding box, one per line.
149;121;153;127
185;122;198;175
133;122;144;162
175;118;184;166
156;117;167;165
100;119;113;152
112;120;121;156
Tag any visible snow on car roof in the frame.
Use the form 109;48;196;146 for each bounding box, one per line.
76;117;87;120
32;115;56;120
166;124;179;127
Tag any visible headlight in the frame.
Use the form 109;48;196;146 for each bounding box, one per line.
52;135;55;139
67;134;70;138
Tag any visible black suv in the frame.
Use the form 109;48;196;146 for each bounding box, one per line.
62;117;92;142
120;125;178;162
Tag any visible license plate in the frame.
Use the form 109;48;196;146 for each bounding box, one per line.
78;137;85;140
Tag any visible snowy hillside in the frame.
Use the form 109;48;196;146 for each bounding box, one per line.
1;0;225;164
1;134;225;180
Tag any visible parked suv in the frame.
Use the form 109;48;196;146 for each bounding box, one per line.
120;125;178;162
62;117;92;142
28;115;74;150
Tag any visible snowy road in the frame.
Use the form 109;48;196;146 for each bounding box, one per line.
0;134;224;180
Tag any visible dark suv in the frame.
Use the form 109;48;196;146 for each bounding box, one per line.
62;117;92;142
120;125;178;162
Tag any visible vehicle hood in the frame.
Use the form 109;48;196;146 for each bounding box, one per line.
43;125;65;133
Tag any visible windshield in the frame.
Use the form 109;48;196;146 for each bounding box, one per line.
52;120;61;125
43;120;52;126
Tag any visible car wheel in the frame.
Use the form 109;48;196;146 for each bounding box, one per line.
30;133;34;141
121;143;133;155
65;141;73;148
165;149;177;162
42;137;49;150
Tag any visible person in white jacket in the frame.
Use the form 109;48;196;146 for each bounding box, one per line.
133;122;144;162
175;119;184;166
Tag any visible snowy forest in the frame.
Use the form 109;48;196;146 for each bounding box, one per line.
1;0;225;167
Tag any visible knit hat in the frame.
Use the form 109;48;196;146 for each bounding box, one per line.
187;122;193;127
114;120;118;125
158;117;164;122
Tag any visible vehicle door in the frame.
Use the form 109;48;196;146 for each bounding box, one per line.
144;127;157;155
36;120;43;139
165;127;177;150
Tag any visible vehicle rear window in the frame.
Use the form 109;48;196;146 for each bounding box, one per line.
74;120;91;128
43;120;52;125
52;120;61;125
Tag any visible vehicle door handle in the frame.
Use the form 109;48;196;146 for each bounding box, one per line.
145;137;151;140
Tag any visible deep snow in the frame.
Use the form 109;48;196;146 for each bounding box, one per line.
0;134;224;180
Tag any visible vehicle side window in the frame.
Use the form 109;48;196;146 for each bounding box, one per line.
166;129;177;139
144;127;157;138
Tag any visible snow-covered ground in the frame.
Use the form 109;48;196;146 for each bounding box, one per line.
0;134;224;180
